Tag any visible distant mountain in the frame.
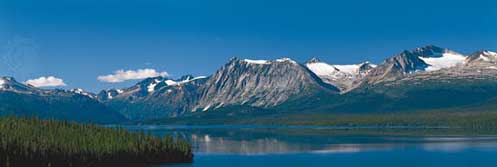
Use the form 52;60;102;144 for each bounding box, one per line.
305;57;375;91
360;45;463;84
466;50;497;66
0;77;125;123
3;45;497;123
98;75;209;120
99;58;338;120
193;57;338;111
93;45;497;121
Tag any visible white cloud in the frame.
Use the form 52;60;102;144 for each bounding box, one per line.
25;76;67;87
97;69;168;83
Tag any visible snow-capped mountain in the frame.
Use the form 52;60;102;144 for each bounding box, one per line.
305;58;376;91
97;75;209;120
193;57;338;112
70;88;97;99
361;45;466;84
4;45;497;122
97;75;208;101
94;45;497;120
466;50;497;66
0;77;125;123
0;77;39;93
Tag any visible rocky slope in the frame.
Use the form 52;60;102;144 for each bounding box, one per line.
193;57;339;111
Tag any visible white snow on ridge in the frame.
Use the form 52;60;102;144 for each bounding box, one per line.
419;53;467;71
306;61;375;80
71;88;95;98
0;78;5;89
193;76;208;80
480;55;491;61
483;51;497;57
478;51;497;62
164;76;207;86
202;104;211;111
243;59;270;65
243;58;298;65
305;62;339;76
275;58;297;64
107;92;113;99
72;88;85;94
334;64;362;75
147;83;158;92
165;80;178;86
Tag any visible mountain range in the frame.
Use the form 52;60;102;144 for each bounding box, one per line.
2;45;497;122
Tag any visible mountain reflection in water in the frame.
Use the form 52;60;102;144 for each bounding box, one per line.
121;125;497;155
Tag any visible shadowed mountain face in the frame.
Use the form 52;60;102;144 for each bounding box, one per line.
98;75;208;120
0;77;125;123
3;45;497;122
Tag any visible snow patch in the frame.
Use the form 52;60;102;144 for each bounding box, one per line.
147;83;158;92
477;51;497;62
0;79;5;89
71;88;94;98
243;59;270;65
305;62;339;76
202;104;211;111
419;53;467;71
107;92;113;99
483;51;497;57
193;76;208;80
334;64;362;75
306;61;375;81
165;80;178;86
165;76;207;86
275;58;297;64
147;79;161;92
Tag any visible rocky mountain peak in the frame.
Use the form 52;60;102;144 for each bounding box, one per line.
466;50;497;65
178;74;195;81
358;61;376;73
69;88;96;99
385;52;428;74
0;76;37;93
306;57;322;64
195;57;338;111
412;45;447;57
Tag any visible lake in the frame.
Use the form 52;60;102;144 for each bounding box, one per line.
121;125;497;167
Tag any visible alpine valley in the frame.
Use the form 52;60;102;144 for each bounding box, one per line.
3;45;497;125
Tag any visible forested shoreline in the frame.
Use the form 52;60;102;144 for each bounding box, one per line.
0;117;193;167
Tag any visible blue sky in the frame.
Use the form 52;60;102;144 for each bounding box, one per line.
1;0;496;92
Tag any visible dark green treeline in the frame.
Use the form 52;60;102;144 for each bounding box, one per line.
0;116;193;167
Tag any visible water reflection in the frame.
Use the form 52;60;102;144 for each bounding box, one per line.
121;125;497;155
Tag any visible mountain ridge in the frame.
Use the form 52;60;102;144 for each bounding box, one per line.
2;45;497;122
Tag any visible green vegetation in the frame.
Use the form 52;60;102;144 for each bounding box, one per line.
151;109;497;135
0;116;193;167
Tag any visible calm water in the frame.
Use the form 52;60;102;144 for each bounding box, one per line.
121;125;497;167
